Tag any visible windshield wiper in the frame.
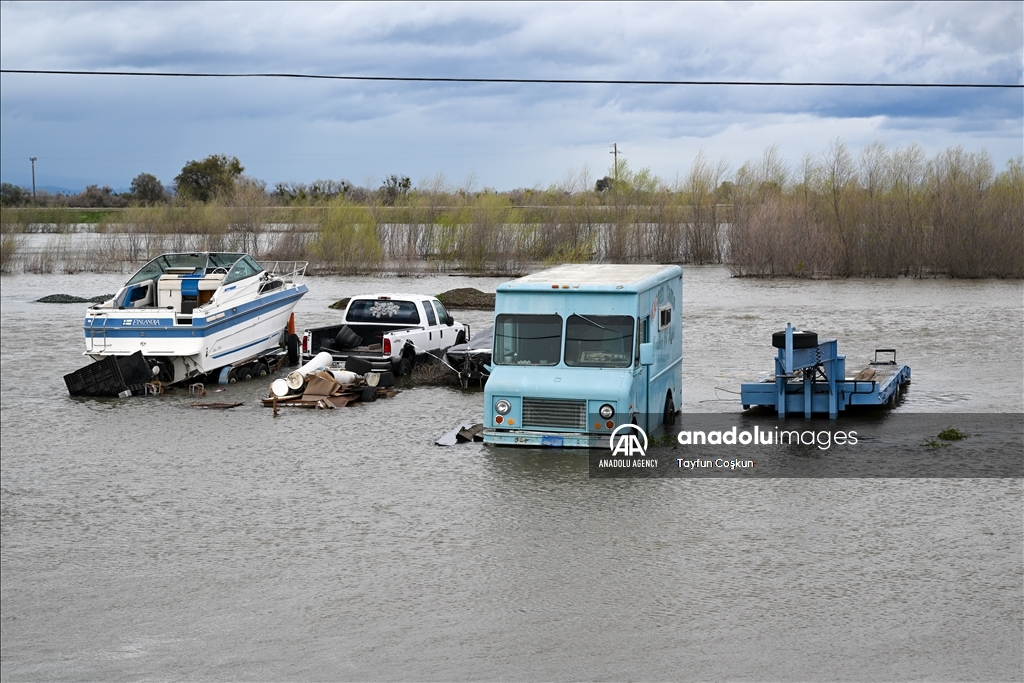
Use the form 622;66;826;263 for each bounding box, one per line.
574;314;611;331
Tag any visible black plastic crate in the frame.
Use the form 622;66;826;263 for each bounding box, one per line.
64;352;153;397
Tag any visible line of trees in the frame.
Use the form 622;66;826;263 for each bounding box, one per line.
2;144;1021;278
728;143;1022;278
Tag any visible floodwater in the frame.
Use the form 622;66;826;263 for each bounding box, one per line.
1;267;1021;681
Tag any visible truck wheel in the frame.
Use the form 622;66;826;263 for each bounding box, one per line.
663;394;676;427
345;356;373;375
396;357;412;377
286;334;300;365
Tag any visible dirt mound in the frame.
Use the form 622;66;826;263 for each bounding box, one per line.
38;294;113;304
328;297;350;310
436;288;495;310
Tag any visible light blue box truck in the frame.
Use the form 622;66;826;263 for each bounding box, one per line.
483;264;682;448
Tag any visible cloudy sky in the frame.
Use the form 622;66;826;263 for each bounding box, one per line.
1;1;1021;193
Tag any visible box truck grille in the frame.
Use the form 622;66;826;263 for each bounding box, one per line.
522;398;587;430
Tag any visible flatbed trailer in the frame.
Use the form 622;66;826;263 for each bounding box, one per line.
740;324;911;418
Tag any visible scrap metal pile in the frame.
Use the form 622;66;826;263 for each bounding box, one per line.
262;351;397;410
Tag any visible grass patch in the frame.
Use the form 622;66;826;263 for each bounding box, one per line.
937;426;969;441
925;426;971;449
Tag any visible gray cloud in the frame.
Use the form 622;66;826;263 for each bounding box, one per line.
1;1;1020;191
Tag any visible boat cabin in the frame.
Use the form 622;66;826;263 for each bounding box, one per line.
108;253;264;321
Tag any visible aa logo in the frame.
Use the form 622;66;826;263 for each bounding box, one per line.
610;424;648;457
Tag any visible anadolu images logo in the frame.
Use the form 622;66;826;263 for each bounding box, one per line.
610;424;648;457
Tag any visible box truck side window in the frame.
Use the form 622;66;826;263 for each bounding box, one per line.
659;305;672;329
494;314;562;366
564;315;634;367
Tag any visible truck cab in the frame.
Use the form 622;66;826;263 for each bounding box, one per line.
483;264;682;448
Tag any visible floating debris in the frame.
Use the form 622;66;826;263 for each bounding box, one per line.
190;402;244;409
436;421;485;446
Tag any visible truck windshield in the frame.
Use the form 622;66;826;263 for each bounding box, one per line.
564;315;635;367
347;299;421;324
494;314;562;366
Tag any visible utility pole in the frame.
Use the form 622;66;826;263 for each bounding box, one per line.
610;144;619;181
29;157;37;204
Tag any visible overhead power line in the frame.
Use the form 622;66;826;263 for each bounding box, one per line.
1;69;1021;88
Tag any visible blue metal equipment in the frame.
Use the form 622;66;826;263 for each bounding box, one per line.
740;323;911;419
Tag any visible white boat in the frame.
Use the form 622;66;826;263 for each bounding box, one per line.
83;252;308;385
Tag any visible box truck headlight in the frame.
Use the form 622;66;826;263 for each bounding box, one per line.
495;399;511;415
599;404;615;419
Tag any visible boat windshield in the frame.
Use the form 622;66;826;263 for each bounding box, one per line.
223;255;265;285
564;314;634;368
125;253;246;286
494;314;562;366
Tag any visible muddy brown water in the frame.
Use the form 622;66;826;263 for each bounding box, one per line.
1;267;1021;680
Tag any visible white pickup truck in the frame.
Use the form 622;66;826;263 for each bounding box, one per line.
300;293;469;376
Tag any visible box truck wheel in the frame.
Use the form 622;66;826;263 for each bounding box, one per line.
663;393;676;427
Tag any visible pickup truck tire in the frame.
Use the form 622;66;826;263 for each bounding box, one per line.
345;356;373;375
360;386;378;402
395;357;413;377
377;371;395;387
286;334;300;365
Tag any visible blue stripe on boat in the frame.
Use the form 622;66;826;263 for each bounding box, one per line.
84;286;306;338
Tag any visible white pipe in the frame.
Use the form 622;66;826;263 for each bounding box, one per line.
329;370;360;385
287;351;334;390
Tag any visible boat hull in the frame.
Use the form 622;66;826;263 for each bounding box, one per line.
84;285;307;383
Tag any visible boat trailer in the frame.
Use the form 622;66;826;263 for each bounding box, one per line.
740;323;911;418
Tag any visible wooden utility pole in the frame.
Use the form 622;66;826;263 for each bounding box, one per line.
610;144;620;181
29;157;37;204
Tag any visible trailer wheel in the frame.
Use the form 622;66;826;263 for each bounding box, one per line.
663;393;676;427
396;356;413;377
286;334;300;365
360;385;378;402
254;362;269;378
238;366;253;381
